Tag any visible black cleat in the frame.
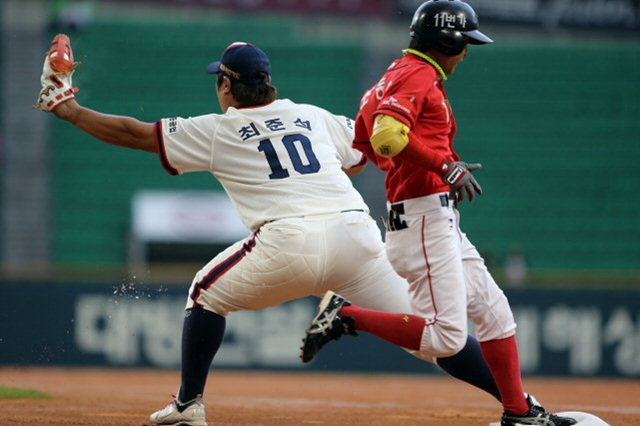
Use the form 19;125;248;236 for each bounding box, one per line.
501;394;577;426
300;291;357;363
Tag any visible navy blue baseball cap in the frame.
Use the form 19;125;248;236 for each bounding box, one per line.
207;42;271;85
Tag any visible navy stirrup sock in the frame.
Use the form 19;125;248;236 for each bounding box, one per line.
436;335;502;402
178;308;226;403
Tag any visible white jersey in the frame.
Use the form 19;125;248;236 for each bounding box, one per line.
156;99;368;231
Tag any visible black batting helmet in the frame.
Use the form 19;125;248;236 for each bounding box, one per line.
410;0;492;56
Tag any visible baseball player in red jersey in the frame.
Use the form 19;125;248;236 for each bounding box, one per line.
301;1;576;425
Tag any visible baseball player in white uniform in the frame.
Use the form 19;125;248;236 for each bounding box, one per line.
37;39;506;426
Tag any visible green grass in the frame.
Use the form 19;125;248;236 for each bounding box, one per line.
0;386;50;400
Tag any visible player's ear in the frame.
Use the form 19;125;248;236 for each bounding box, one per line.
221;76;233;94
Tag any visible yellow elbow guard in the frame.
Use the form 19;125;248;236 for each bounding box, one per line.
370;115;410;157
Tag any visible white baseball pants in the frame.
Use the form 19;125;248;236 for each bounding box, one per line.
384;193;517;359
187;211;413;318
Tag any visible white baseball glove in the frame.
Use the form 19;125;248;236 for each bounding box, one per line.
34;34;79;112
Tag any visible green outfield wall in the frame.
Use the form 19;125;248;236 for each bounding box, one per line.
51;17;640;272
448;40;640;271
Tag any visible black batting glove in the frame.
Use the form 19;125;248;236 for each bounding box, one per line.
441;161;483;203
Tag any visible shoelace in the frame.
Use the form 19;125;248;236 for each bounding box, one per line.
311;303;341;334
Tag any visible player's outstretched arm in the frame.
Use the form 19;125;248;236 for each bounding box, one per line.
35;34;157;153
53;100;157;153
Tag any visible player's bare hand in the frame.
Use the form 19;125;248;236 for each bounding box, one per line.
442;161;483;203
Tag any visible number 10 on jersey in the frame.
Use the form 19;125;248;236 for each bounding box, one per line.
257;133;321;179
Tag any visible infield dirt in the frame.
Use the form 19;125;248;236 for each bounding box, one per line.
0;368;638;425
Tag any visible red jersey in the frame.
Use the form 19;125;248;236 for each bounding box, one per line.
354;52;459;203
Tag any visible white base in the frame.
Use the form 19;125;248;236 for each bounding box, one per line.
489;411;610;426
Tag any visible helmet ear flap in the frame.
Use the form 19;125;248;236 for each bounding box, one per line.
435;31;466;56
411;29;466;56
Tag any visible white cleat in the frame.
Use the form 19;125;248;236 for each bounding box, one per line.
150;395;207;426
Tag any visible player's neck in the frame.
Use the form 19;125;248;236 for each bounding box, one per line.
219;97;242;113
404;48;448;81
